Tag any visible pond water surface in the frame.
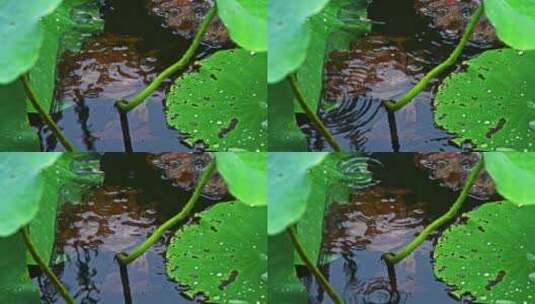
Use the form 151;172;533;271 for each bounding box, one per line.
32;153;229;303
33;0;230;152
302;0;499;152
303;153;500;303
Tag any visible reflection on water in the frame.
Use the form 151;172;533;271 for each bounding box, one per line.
148;152;227;199
33;153;225;303
324;186;426;253
146;0;230;46
413;0;497;47
414;153;496;200
305;153;490;304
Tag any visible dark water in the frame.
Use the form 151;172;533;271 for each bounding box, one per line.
34;0;225;152
32;153;227;303
303;153;499;303
302;0;498;152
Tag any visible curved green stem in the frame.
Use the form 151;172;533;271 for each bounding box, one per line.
287;74;342;152
20;226;76;304
288;225;343;304
20;74;76;151
116;5;217;112
384;159;484;265
385;4;484;112
116;160;216;265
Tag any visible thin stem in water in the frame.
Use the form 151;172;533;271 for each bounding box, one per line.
385;4;484;112
116;5;217;112
20;226;76;304
116;160;216;265
288;225;343;304
383;159;484;265
287;73;342;151
20;74;76;151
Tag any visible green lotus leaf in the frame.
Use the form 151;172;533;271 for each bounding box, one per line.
0;234;41;304
291;0;370;112
0;82;40;151
0;153;61;237
434;49;535;151
434;201;535;303
28;153;103;264
215;0;266;52
268;152;328;235
267;82;307;151
166;201;267;303
294;153;371;265
166;49;267;151
292;184;327;265
26;0;104;113
215;152;267;206
0;0;62;83
269;0;369;115
268;233;308;303
0;0;103;150
484;0;535;50
484;152;535;206
268;0;330;83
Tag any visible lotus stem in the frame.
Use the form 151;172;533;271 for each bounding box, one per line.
384;159;484;264
116;5;217;112
288;225;343;304
20;226;76;304
287;74;342;151
116;160;216;265
385;4;484;111
20;74;76;151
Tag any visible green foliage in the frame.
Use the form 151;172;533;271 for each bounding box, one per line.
0;0;62;84
267;82;308;151
0;153;61;237
166;201;267;303
292;0;369;112
215;0;267;52
434;201;535;303
267;152;327;235
484;152;535;205
310;153;373;201
294;153;371;265
166;49;267;151
0;153;102;264
0;235;40;304
268;0;330;83
293;185;327;265
26;0;104;113
0;0;103;151
267;0;369;148
268;233;308;303
0;82;40;151
27;153;103;264
434;49;535;151
268;0;369;112
484;0;535;50
216;152;267;206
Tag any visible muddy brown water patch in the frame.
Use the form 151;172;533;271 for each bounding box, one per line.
414;152;496;199
146;0;230;46
147;152;228;199
414;0;498;47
